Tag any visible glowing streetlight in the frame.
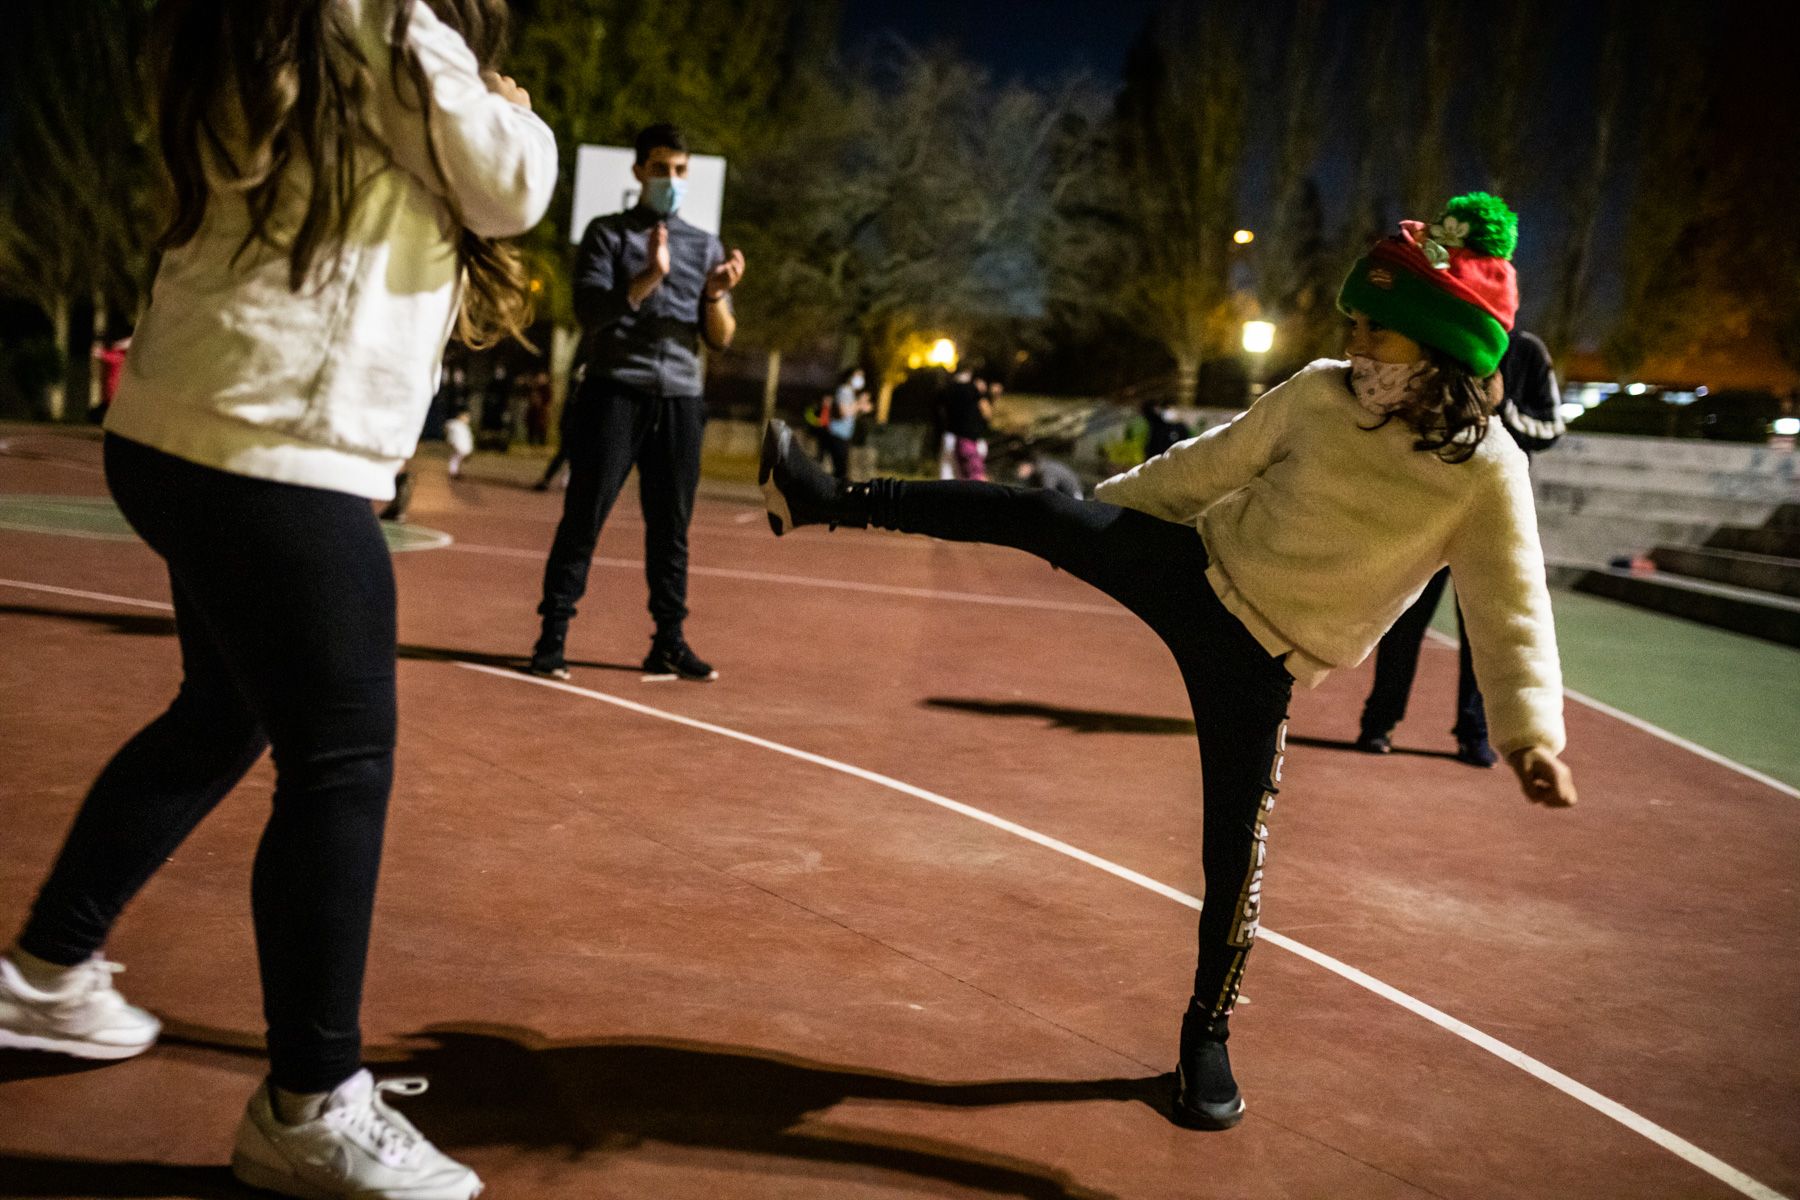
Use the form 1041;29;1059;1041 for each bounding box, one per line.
925;337;958;368
1241;320;1275;355
1233;229;1255;245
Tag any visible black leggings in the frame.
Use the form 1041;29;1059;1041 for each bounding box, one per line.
876;481;1294;1019
19;435;396;1092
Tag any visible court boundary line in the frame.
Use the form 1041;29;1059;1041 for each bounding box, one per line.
1422;628;1799;800
0;573;1786;1199
457;661;1788;1200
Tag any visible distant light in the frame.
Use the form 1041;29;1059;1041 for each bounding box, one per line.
1695;385;1709;397
1559;402;1587;423
529;278;543;293
1233;229;1256;245
1663;391;1698;406
1241;320;1275;354
925;338;958;368
1775;417;1800;436
1626;382;1648;395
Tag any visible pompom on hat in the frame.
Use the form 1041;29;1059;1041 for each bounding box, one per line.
1336;192;1520;377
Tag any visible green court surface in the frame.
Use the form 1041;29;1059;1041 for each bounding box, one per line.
0;494;451;553
1436;585;1800;792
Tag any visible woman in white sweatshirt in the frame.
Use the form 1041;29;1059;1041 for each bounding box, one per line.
758;192;1577;1132
0;3;555;1196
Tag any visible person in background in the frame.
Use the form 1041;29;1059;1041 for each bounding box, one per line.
1142;399;1193;461
533;361;584;491
1014;450;1084;499
1356;328;1564;766
524;368;552;446
821;366;873;481
90;335;131;423
529;122;747;683
941;365;991;481
444;401;475;478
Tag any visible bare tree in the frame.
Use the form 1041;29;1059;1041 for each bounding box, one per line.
1106;1;1251;403
0;1;157;418
1539;3;1628;363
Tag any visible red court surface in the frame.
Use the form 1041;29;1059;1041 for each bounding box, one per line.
2;429;1797;1199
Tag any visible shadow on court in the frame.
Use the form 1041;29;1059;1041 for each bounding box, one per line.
0;604;640;677
926;696;1464;761
0;1021;1156;1199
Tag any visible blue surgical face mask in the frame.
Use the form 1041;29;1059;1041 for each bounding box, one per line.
642;177;686;216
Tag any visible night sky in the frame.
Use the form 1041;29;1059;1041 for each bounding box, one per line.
838;0;1159;82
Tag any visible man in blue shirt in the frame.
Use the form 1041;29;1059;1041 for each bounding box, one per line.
530;124;745;682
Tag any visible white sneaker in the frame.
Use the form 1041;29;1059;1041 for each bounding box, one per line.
0;953;161;1059
232;1069;482;1200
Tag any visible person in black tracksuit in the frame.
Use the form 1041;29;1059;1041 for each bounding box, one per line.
530;124;745;682
1356;329;1564;765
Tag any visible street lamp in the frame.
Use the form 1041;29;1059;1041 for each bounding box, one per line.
1233;229;1256;245
926;338;958;369
1242;320;1275;401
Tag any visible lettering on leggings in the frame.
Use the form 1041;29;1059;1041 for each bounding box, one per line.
1210;724;1286;1015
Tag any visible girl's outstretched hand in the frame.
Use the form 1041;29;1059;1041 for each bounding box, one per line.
1508;747;1578;807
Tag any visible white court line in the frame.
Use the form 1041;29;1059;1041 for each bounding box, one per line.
0;572;1787;1199
449;541;1123;616
0;578;174;611
459;661;1788;1200
1423;628;1800;801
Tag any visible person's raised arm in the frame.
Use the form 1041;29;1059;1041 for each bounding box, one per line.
1092;378;1296;524
1446;468;1578;806
701;240;744;351
368;0;558;239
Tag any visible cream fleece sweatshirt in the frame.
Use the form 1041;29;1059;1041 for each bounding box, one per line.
1094;360;1564;756
106;0;558;500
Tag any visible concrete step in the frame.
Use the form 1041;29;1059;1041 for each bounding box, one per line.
1532;485;1777;529
1535;512;1724;570
1575;567;1800;647
1705;525;1800;558
1649;546;1800;600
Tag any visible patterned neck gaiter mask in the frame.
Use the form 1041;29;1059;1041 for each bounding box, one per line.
1349;355;1429;416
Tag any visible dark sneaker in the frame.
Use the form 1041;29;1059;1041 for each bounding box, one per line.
759;420;840;536
1354;731;1392;755
527;652;571;681
1173;1010;1244;1131
643;637;718;682
1455;738;1498;768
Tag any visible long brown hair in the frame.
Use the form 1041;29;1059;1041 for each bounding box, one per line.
1363;349;1500;464
152;0;534;349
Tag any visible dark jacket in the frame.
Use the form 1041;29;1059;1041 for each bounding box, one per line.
1496;330;1564;453
574;207;725;398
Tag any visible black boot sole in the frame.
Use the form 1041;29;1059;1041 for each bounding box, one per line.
759;422;793;537
1171;1065;1245;1130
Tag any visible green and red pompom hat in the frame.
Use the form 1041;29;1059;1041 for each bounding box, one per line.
1337;192;1520;377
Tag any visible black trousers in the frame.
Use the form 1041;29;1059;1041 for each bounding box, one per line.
19;435;395;1092
1360;567;1489;745
877;481;1293;1019
537;381;706;646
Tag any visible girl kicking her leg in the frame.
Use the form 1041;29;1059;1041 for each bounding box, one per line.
758;193;1577;1130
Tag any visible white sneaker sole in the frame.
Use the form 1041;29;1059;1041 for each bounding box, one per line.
0;1025;158;1059
232;1152;483;1200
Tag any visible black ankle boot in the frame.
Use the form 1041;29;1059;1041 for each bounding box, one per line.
760;420;874;534
1173;1007;1244;1130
